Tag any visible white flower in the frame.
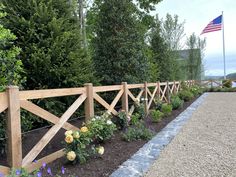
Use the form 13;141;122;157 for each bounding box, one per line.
95;116;101;120
97;146;104;155
106;120;113;125
65;130;73;136
91;118;96;121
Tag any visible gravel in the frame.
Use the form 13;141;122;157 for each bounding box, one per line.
145;93;236;177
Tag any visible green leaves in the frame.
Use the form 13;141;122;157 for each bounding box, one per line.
0;5;24;86
92;0;150;85
2;0;95;89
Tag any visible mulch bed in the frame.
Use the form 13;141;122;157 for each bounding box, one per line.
0;96;199;177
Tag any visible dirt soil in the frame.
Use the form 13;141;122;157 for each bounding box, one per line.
0;97;198;177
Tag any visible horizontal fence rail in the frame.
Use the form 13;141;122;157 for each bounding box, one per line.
0;80;198;174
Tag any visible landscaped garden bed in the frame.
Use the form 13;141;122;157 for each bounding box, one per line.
1;91;200;177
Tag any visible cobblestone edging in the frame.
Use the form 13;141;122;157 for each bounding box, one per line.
110;93;209;177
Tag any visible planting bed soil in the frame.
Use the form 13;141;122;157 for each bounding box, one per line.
0;96;199;177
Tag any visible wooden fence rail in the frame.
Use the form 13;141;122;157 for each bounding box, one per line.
0;80;196;174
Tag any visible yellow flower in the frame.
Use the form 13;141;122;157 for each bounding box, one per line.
97;146;105;155
73;131;80;139
65;135;73;144
80;126;88;133
65;130;73;136
67;151;76;161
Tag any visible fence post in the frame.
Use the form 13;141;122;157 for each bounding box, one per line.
210;80;213;89
6;86;22;168
157;81;160;99
84;83;94;122
166;81;171;104
173;80;176;94
144;82;148;114
122;82;129;115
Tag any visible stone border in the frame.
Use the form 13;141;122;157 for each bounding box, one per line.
110;93;209;177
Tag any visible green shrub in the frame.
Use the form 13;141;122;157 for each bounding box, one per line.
130;113;141;125
150;110;164;123
64;128;104;164
88;115;117;142
161;103;172;116
122;121;153;142
116;111;129;130
190;85;202;96
222;79;232;88
154;98;163;110
134;103;145;118
178;90;194;101
171;95;184;110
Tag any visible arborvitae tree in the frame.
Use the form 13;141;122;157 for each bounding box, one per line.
160;13;186;80
150;19;174;81
0;5;23;87
186;33;206;80
92;0;149;85
2;0;95;89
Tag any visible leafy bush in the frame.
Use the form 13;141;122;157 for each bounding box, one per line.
64;128;104;164
190;85;203;96
161;103;172;116
116;111;129;130
122;121;153;142
150;110;164;123
154;98;163;110
64;128;94;164
88;115;117;143
178;90;194;102
222;79;232;88
130;113;141;125
171;95;184;110
134;103;145;118
207;87;236;92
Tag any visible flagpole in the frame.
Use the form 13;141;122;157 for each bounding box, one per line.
222;11;226;79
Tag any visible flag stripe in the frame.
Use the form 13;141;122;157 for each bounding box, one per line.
201;15;222;35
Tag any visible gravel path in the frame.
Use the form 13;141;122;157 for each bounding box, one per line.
145;93;236;177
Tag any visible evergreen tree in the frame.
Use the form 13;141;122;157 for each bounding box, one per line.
0;4;23;87
186;33;206;80
150;18;174;81
2;0;95;89
92;0;149;85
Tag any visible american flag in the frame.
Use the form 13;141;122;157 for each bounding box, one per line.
201;15;222;35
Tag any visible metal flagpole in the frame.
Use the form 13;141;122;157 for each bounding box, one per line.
222;11;226;79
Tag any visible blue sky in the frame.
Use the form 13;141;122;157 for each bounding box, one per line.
154;0;236;76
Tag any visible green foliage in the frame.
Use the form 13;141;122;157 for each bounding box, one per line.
2;0;95;89
222;79;232;88
122;121;153;142
178;89;194;102
0;4;24;87
116;111;129;130
189;85;203;96
161;103;172;116
207;87;236;92
64;128;95;164
92;0;149;85
88;115;117;142
186;33;206;80
130;113;141;125
134;102;145;119
150;110;164;122
171;95;184;110
154;98;163;110
149;18;175;81
6;168;36;177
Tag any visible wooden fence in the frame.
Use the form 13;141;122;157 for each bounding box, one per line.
0;80;195;174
